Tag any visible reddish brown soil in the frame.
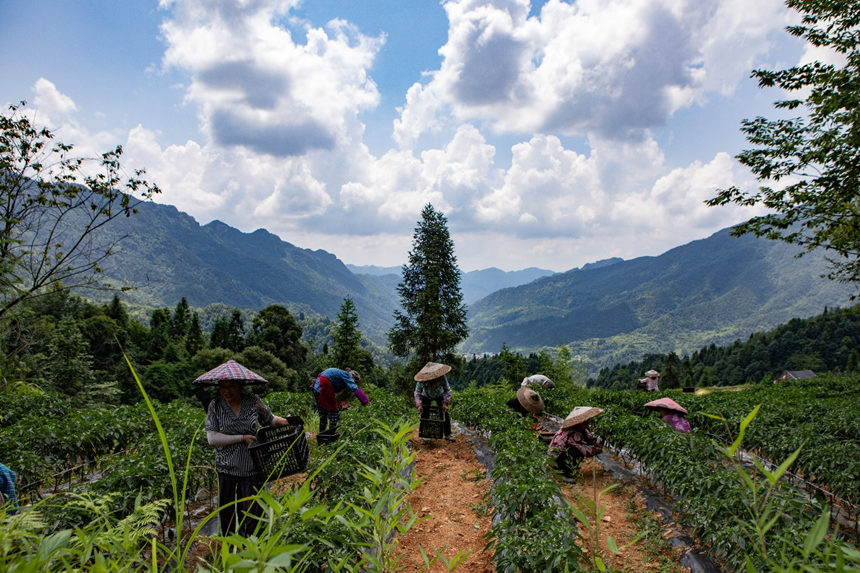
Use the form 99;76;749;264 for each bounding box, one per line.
180;429;688;572
563;457;686;572
394;428;496;572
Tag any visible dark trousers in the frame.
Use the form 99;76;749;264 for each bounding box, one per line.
420;395;451;437
217;472;263;536
555;449;584;478
312;389;340;433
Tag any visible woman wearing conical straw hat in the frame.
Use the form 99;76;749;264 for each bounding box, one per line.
414;362;455;441
637;369;660;391
548;406;604;480
644;397;691;433
195;360;293;536
506;386;545;418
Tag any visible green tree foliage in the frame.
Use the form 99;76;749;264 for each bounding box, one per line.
246;304;306;370
592;305;860;388
169;297;191;340
451;354;504;389
235;345;298;393
184;312;204;357
707;1;860;287
539;347;581;390
661;352;681;389
0;102;160;318
43;314;97;396
146;308;172;362
141;359;195;403
499;344;526;388
847;348;859;372
681;355;694;388
105;294;129;328
388;204;468;367
210;309;246;352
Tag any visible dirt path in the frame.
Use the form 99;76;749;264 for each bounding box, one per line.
193;426;690;572
395;425;688;573
395;428;496;572
561;457;687;572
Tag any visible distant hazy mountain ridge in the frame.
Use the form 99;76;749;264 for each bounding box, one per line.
94;202;399;342
347;264;556;304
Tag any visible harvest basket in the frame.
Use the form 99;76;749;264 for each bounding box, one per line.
419;405;445;439
249;417;309;482
316;429;343;445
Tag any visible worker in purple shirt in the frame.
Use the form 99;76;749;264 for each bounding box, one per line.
645;397;691;433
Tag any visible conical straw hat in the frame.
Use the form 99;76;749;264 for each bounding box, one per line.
193;360;267;385
644;397;688;414
561;406;604;429
516;387;545;414
414;361;452;382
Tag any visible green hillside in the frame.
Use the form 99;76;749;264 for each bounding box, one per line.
92;201;400;343
464;228;857;366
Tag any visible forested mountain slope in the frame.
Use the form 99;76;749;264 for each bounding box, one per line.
464;228;857;362
93;201;855;366
591;305;860;389
93;201;400;342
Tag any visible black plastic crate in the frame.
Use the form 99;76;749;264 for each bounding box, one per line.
249;418;309;482
316;429;343;445
419;405;445;439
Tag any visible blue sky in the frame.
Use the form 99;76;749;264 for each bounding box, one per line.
0;0;819;272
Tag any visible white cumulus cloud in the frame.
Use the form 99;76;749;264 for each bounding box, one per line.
159;0;383;157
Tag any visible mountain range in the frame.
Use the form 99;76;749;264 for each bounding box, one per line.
92;200;857;369
464;228;857;366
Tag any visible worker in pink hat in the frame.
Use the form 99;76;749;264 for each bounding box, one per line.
644;397;691;433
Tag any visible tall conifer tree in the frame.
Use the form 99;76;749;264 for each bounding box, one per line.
331;296;363;369
389;204;468;365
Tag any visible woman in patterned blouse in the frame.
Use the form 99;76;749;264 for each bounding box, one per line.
548;406;604;479
205;380;290;536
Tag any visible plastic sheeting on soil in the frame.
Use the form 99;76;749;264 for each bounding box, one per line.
456;420;723;573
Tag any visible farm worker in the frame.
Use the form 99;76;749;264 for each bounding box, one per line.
312;368;370;434
506;387;545;418
644;397;691;433
637;369;660;391
0;462;18;514
548;407;604;479
414;362;455;442
521;374;555;389
204;379;292;536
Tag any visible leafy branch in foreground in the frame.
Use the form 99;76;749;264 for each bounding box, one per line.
0;101;160;317
707;0;860;287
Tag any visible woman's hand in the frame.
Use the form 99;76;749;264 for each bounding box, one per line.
242;434;256;446
416;404;423;414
